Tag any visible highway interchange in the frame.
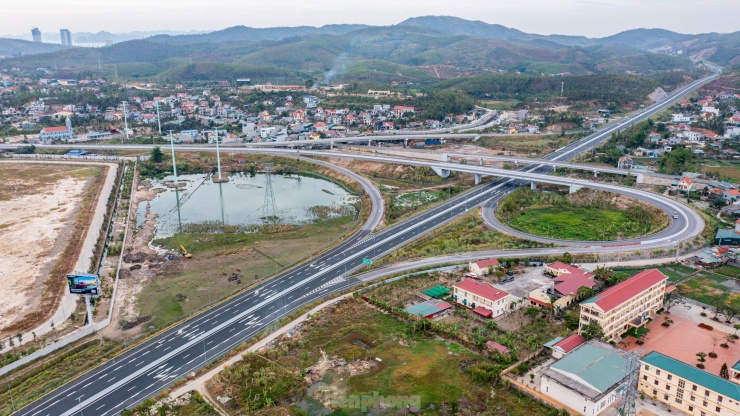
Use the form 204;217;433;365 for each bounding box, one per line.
9;67;721;415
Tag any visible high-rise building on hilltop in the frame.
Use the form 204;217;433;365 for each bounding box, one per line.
31;27;41;42
60;29;72;46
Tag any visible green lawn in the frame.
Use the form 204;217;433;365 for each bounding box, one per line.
612;265;695;283
677;272;740;307
507;206;650;241
714;266;740;279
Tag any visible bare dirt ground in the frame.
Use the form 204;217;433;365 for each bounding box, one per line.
0;163;100;337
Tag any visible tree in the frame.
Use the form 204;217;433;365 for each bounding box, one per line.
560;252;573;265
580;322;605;341
634;327;650;345
663;292;688;313
576;286;596;301
696;352;707;368
150;146;164;163
721;363;730;379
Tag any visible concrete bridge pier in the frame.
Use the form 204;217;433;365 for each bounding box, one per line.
442;153;450;162
635;174;644;184
330;142;334;150
474;173;482;185
569;184;582;194
530;181;537;190
594;171;599;178
479;157;483;166
515;161;519;168
404;138;408;147
432;166;451;178
368;139;372;146
474;135;481;142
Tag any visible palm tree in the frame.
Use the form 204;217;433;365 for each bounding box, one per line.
577;286;596;301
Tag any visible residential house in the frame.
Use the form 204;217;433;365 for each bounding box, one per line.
617;156;633;169
579;269;668;341
541;340;632;415
468;258;500;276
723;189;740;203
640;351;740;416
715;219;740;245
452;279;511;319
678;177;694;193
544;334;586;359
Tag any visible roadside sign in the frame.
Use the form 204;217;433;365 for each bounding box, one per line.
362;258;372;265
67;273;100;296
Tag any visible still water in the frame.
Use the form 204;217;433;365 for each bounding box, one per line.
137;173;354;238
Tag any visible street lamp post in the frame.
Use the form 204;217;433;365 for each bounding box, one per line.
7;379;15;414
76;395;84;416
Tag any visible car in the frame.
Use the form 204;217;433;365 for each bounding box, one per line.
464;273;479;279
75;282;88;289
673;212;679;219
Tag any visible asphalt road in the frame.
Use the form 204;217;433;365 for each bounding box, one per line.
12;69;718;416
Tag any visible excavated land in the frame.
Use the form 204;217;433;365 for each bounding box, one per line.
0;162;107;338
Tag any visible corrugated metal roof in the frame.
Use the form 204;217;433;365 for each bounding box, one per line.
551;344;629;393
643;352;740;401
582;269;666;312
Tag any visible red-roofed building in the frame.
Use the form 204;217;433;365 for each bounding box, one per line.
677;177;694;193
553;274;598;297
38;117;74;141
469;258;500;276
453;279;511;318
579;269;668;341
546;261;586;277
550;334;585;358
486;341;510;355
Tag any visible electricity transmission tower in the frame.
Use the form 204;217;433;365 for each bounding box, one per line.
617;347;643;416
261;163;277;220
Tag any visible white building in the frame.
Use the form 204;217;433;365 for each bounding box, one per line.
38;117;74;142
672;114;691;123
452;279;511;319
541;340;632;415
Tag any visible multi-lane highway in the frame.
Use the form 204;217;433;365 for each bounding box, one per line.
11;68;719;415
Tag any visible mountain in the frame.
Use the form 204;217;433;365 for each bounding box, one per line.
0;17;727;84
0;38;69;58
148;24;369;43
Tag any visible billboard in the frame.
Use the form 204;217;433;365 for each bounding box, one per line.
67;274;100;295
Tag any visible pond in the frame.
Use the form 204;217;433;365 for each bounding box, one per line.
137;172;356;238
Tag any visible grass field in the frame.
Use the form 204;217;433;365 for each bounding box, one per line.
612;264;695;283
206;299;559;415
701;161;740;182
507;206;647;241
371;213;549;269
138;216;358;328
676;270;740;307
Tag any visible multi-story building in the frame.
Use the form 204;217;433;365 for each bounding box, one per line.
579;269;667;341
31;27;41;43
60;29;72;46
38;117;74;142
640;351;740;415
452;279;511;318
541;340;632;415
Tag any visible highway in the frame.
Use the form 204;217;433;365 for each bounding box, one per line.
11;68;719;415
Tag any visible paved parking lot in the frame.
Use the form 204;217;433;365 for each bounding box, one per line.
493;266;551;298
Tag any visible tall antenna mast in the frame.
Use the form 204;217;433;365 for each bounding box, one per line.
214;127;222;181
168;130;178;185
155;100;162;135
122;101;129;141
261;163;277;220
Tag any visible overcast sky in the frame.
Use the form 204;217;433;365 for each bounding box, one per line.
4;0;737;38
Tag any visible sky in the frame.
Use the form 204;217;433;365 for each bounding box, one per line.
3;0;737;38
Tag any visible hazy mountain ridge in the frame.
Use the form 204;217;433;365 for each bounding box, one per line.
1;16;735;83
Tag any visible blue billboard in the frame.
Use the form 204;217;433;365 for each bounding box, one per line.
67;274;100;295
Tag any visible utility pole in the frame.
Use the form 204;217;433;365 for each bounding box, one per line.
122;101;129;142
155;100;162;135
114;64;118;82
214;127;222;181
7;378;15;413
168;130;178;185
